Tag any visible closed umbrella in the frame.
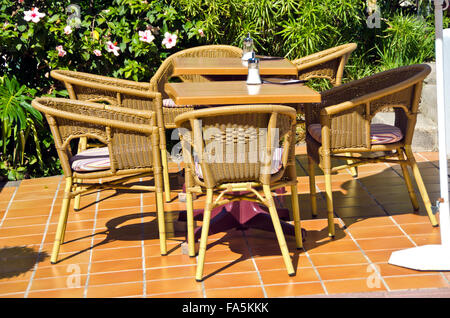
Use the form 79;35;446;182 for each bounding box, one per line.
388;0;450;270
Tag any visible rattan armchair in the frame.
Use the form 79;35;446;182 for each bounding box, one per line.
303;64;438;237
175;105;303;281
31;97;167;264
50;69;172;204
150;44;243;129
291;43;357;87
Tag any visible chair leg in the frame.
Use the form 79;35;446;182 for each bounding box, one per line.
156;190;167;256
397;148;420;211
195;189;214;282
290;185;303;250
161;148;172;203
51;177;73;264
404;146;439;227
346;152;358;177
324;171;335;237
307;156;317;217
186;191;196;257
73;178;81;211
263;185;295;276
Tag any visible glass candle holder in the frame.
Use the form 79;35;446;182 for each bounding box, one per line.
242;33;254;61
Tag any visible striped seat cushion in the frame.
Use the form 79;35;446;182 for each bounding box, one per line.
194;148;283;179
307;123;403;145
163;98;191;108
70;147;110;172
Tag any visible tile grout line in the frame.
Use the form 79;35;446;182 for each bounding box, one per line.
416;152;440;170
140;186;147;297
296;156;389;293
335;217;391;292
82;181;102;298
303;250;329;295
0;185;19;228
242;230;268;298
24;176;63;298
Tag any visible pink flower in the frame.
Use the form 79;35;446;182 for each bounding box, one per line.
106;41;120;56
162;32;177;49
198;29;204;37
93;49;102;56
56;45;66;57
64;25;72;35
24;8;45;23
138;30;155;43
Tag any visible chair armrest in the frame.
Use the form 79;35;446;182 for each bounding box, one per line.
32;97;157;135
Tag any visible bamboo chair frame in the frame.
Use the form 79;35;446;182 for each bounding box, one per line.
31;97;167;264
301;64;438;237
174;105;303;281
150;44;243;129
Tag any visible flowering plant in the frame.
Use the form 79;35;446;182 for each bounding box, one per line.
0;0;209;90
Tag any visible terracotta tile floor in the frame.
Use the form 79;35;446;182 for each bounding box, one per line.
0;146;449;298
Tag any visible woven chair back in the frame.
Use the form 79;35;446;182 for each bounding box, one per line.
174;105;297;188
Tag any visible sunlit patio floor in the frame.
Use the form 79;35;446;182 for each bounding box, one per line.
0;146;449;298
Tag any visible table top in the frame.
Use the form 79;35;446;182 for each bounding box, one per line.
164;80;321;106
171;57;298;76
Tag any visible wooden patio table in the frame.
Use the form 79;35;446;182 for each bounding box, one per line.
166;80;321;240
171;57;298;77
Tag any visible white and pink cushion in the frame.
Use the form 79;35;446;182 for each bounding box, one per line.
307;123;403;145
163;98;177;108
70;147;110;172
163;98;192;108
193;147;283;179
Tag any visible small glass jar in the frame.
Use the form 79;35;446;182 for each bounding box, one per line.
242;33;254;61
246;53;261;85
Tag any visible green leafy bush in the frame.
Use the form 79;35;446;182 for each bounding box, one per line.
0;76;62;181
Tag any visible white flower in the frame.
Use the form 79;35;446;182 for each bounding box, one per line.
24;7;45;23
138;30;155;43
198;29;204;37
64;25;72;35
93;49;102;56
56;45;66;57
106;41;120;56
162;32;177;49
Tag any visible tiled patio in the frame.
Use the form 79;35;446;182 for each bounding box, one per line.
0;146;448;298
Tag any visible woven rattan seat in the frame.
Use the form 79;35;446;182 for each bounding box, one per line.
300;64;438;237
174;105;303;281
32;97;167;264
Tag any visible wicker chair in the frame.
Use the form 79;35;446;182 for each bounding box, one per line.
302;64;438;237
174;105;303;281
50;69;172;204
291;43;357;87
31;97;167;264
150;44;243;129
